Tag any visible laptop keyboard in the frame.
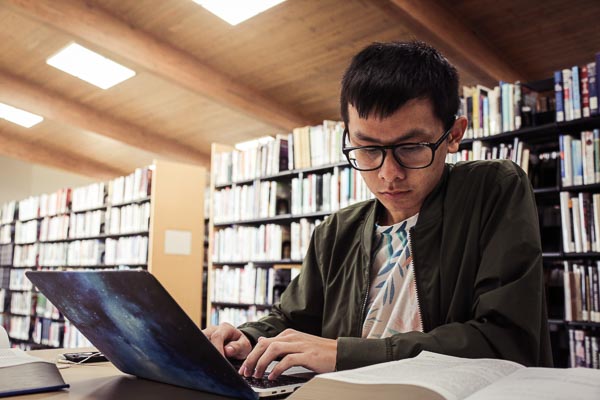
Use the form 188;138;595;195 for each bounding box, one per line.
244;374;306;389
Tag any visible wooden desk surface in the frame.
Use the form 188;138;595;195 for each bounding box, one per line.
20;348;235;400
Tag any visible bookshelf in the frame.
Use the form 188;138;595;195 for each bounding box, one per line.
0;159;206;349
206;122;374;327
457;57;600;369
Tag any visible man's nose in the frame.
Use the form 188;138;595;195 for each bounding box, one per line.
378;150;406;182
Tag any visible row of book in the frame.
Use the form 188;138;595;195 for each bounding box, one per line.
109;166;153;205
72;183;105;212
13;244;37;267
461;82;529;139
212;120;345;185
212;167;373;223
559;192;600;253
34;292;60;320
559;131;600;187
9;291;31;315
15;220;38;244
291;168;373;215
40;215;71;242
0;225;11;245
8;315;30;340
290;218;320;262
212;224;291;263
563;261;600;322
13;235;150;268
555;57;599;123
444;139;530;174
32;318;62;348
0;289;5;312
213;181;290;223
211;264;300;305
569;329;600;369
105;203;151;235
0;244;12;266
210;306;270;327
9;269;33;291
104;236;149;265
0;201;16;224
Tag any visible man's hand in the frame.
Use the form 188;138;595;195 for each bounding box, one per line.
239;329;337;380
203;322;252;359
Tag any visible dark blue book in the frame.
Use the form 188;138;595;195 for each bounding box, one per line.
0;350;69;397
554;71;564;122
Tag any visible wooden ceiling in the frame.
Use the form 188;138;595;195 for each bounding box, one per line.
0;0;599;179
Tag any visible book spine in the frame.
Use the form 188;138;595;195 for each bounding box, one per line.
563;69;573;121
555;71;565;122
572;66;582;119
589;61;598;116
581;65;590;118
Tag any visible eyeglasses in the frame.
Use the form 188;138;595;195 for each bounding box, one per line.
342;126;453;171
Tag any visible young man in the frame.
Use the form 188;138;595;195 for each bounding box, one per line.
204;41;553;380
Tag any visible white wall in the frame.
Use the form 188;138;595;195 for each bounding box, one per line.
0;155;95;204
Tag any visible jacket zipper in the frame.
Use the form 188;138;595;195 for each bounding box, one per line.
358;257;371;337
409;226;425;332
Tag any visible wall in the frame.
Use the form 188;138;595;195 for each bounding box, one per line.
0;155;95;204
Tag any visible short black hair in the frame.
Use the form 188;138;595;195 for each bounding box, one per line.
340;41;459;131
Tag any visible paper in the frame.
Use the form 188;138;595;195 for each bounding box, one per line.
164;230;192;255
0;348;44;368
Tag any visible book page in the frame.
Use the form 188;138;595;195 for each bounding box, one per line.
0;348;44;368
466;367;600;400
319;351;523;400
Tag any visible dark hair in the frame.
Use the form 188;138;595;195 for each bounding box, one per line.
340;41;459;131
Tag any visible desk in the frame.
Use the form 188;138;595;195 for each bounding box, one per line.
18;348;237;400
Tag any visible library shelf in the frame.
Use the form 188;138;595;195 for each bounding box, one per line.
211;302;272;310
213;211;332;227
542;252;600;259
211;260;303;267
38;231;150;244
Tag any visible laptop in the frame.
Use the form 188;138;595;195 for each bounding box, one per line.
26;270;310;399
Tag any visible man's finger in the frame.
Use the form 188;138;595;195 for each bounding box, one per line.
268;353;303;380
240;337;271;376
253;341;298;378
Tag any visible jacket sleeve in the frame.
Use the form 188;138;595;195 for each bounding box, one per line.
337;164;552;369
238;229;325;344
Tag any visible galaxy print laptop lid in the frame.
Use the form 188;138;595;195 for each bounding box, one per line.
26;270;308;400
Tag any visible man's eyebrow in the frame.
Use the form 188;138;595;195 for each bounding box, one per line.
352;129;433;144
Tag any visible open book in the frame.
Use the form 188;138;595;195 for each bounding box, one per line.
289;351;600;400
0;348;69;397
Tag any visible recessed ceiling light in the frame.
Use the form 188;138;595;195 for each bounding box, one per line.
47;43;136;90
0;103;43;128
192;0;286;26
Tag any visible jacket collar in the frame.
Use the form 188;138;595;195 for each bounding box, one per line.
360;163;451;254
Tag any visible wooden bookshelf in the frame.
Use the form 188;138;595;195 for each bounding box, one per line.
206;124;373;327
458;75;600;369
0;159;207;349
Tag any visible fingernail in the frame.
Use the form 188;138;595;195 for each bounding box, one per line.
238;365;245;375
268;373;275;381
225;345;233;352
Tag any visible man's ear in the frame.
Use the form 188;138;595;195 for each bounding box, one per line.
447;116;467;153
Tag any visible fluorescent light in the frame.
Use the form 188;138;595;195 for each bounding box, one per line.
192;0;286;25
47;43;136;89
0;103;43;128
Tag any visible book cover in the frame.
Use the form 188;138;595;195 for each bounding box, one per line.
0;349;69;397
563;69;573;121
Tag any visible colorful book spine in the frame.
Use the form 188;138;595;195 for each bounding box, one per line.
572;66;582;120
563;69;573;121
581;65;591;118
589;61;598;116
555;71;565;122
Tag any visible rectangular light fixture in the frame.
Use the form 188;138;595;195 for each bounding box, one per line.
192;0;286;26
0;103;43;128
47;43;136;90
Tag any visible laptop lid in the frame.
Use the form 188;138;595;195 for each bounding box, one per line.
26;270;259;400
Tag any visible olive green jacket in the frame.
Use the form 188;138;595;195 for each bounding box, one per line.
239;160;553;369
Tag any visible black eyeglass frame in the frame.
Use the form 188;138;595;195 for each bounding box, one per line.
342;125;454;171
